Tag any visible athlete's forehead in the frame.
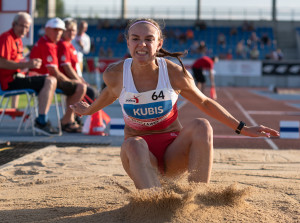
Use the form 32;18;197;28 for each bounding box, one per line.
128;23;159;37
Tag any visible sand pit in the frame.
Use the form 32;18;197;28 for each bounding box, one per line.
0;146;299;222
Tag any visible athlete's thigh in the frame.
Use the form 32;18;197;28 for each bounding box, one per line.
164;129;192;176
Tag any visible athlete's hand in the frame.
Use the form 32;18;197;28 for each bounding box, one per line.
241;125;280;138
70;101;90;116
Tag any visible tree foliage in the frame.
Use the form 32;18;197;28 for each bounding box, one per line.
35;0;65;18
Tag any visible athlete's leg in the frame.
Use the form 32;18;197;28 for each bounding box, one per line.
164;118;213;183
120;136;161;189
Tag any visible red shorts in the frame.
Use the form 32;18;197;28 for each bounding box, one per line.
140;132;179;173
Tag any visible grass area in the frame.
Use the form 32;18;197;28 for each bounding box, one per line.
5;95;62;109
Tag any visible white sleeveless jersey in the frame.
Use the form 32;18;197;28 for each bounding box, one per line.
119;58;179;131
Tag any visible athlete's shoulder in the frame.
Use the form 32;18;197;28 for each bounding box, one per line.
103;60;124;87
105;60;124;74
164;58;187;76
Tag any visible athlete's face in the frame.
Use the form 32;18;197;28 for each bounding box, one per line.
127;23;163;64
13;17;31;38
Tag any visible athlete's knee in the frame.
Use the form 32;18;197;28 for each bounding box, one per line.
191;118;213;141
121;137;148;159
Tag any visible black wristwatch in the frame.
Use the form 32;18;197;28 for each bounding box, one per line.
235;121;246;134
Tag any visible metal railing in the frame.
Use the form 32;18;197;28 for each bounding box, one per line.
65;6;300;21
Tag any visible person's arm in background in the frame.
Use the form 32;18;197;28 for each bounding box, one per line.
46;65;72;82
61;63;88;84
0;57;41;70
209;69;215;87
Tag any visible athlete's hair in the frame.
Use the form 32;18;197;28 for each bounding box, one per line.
125;18;188;75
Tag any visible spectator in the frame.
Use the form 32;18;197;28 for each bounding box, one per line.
236;40;247;59
0;12;58;135
107;47;114;58
272;48;284;61
218;49;233;60
186;29;194;40
30;17;87;133
58;18;98;101
226;49;233;60
249;45;260;60
72;20;91;72
249;32;260;47
117;32;125;43
198;41;208;55
217;32;226;47
191;56;219;96
190;40;199;54
261;33;271;46
98;46;106;58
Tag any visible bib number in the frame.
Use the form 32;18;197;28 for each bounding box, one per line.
152;91;165;100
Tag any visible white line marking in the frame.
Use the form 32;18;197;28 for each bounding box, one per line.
224;90;279;150
247;111;300;115
178;99;188;110
214;135;256;139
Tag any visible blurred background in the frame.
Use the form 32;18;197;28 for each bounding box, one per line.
1;0;300;88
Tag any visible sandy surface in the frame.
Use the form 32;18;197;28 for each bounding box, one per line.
0;146;299;223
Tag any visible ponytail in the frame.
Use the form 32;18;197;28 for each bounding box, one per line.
156;48;189;76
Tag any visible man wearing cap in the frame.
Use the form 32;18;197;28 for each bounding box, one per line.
30;17;86;133
0;12;58;136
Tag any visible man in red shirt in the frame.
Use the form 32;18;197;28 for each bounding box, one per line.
30;17;86;133
191;56;218;99
57;18;97;102
0;12;58;135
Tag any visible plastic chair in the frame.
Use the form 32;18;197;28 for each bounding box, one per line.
54;88;66;135
0;85;38;135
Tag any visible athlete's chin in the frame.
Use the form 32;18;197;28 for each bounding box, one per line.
134;55;156;64
134;57;150;64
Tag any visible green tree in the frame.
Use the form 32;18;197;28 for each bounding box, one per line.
35;0;65;18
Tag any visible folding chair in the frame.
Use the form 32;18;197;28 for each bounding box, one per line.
54;88;66;135
0;85;38;135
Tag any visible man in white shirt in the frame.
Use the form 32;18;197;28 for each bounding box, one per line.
72;20;90;72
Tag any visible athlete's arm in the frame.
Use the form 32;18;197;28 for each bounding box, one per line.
70;61;123;116
166;59;279;138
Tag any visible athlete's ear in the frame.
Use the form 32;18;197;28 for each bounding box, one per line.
157;39;163;51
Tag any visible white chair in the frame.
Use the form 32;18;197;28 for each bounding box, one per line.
0;85;38;135
54;88;66;135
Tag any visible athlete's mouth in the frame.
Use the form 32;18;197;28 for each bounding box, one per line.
136;51;147;55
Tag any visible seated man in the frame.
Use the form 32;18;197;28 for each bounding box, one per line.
30;17;87;133
57;18;98;102
0;12;58;135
